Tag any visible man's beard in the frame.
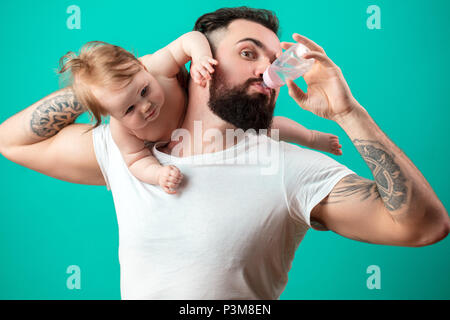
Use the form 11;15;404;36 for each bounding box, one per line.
208;71;276;131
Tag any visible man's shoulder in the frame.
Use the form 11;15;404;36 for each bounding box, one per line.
92;123;110;136
278;138;346;172
253;134;311;156
91;123;115;151
244;133;311;157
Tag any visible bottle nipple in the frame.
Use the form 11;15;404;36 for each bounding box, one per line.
263;67;284;89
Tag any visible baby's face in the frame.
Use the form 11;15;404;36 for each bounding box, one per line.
92;67;165;130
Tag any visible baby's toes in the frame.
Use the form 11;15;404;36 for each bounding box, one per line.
333;147;343;156
332;141;341;149
329;136;340;146
329;135;339;143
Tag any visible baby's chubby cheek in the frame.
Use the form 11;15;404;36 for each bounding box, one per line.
122;117;144;131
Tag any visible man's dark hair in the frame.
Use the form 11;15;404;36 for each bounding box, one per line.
194;7;280;52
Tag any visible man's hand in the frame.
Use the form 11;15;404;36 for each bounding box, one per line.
288;33;450;246
282;33;358;120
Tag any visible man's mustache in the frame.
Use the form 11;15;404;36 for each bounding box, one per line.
241;78;275;97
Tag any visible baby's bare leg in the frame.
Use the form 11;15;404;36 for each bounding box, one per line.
309;130;343;156
271;116;342;156
271;116;313;145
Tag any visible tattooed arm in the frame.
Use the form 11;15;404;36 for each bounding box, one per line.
0;88;105;185
284;33;449;247
309;104;449;247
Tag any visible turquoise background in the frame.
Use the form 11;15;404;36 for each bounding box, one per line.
0;0;449;299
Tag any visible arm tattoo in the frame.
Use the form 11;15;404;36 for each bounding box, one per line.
353;139;407;211
327;174;380;203
326;140;408;212
30;91;84;138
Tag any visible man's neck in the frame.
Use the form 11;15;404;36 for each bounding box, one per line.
160;83;238;157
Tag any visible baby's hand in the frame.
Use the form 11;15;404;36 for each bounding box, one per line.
157;165;183;194
190;56;218;87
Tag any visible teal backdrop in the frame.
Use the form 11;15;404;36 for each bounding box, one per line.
0;0;449;299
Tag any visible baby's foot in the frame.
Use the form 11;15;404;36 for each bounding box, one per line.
157;165;183;194
310;130;343;156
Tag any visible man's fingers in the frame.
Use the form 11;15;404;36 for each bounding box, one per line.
292;33;326;54
302;51;337;68
286;79;307;107
280;41;294;50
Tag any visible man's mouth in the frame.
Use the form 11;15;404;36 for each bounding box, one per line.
250;82;272;96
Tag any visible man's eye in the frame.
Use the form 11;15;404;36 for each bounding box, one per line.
141;85;149;97
125;105;134;115
241;50;255;59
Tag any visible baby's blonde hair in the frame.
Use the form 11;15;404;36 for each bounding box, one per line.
58;41;143;128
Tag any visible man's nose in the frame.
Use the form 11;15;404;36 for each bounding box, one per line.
254;57;272;79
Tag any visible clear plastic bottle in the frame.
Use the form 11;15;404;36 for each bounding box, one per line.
263;43;315;88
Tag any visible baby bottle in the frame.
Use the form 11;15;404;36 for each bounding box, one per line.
263;43;315;89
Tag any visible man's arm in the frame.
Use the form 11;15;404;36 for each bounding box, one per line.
284;33;449;247
310;104;449;247
0;88;105;185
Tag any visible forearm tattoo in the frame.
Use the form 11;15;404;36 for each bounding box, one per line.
327;140;408;212
30;91;84;138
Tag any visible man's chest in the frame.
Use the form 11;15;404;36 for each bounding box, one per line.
113;164;289;255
